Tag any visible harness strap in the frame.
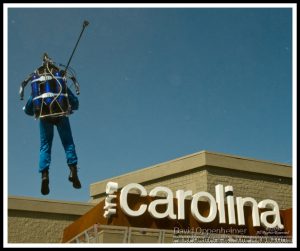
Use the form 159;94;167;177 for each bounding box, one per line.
31;75;64;83
32;92;68;101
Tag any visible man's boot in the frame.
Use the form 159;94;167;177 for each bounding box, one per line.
41;169;50;195
68;164;81;189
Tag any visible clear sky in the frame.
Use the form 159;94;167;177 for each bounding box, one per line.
5;5;293;202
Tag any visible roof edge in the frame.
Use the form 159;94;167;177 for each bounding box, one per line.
89;150;292;197
8;195;95;216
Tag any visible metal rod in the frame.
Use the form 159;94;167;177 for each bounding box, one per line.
63;20;89;76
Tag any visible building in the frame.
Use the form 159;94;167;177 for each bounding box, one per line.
7;151;293;244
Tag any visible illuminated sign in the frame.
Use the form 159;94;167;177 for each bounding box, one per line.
104;182;283;229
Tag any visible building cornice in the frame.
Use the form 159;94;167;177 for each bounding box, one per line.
90;150;292;198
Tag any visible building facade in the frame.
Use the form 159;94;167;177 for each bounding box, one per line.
7;151;293;244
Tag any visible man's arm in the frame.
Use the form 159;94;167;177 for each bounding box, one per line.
67;88;79;111
70;76;80;95
23;95;34;116
19;73;33;100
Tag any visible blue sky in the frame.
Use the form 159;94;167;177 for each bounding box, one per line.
5;5;293;202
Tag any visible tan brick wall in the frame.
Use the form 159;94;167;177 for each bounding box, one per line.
91;169;208;203
206;166;292;209
8;210;79;243
140;167;292;210
143;169;207;195
90;165;292;210
90;151;292;205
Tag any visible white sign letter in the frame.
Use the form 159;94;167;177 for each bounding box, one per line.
215;184;226;224
258;199;284;229
191;192;217;223
120;183;147;217
236;197;260;227
148;186;176;219
176;190;193;220
103;182;118;218
225;185;236;225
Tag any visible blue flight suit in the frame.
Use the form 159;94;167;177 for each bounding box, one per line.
24;88;79;173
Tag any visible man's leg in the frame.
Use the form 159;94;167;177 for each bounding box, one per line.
39;119;54;195
56;117;81;188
